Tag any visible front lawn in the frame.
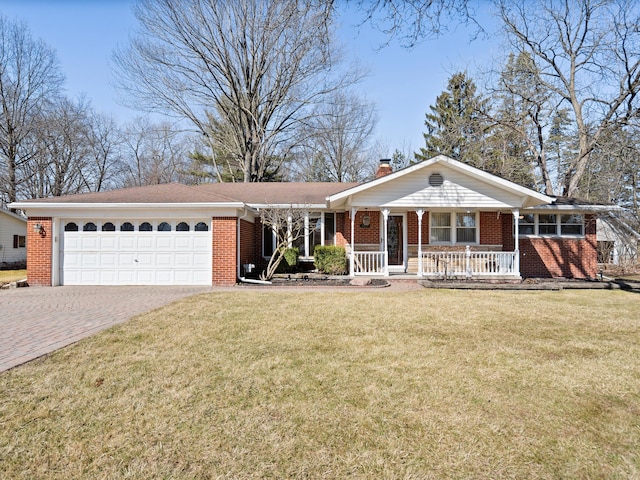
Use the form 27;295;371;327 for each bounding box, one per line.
1;289;639;478
0;269;27;285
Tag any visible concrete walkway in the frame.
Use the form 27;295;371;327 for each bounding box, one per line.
0;286;211;373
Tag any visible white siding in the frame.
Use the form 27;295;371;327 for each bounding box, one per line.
352;164;524;209
0;211;27;264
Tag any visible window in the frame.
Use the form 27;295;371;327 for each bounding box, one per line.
561;214;584;235
262;225;275;256
158;222;171;231
324;212;335;245
431;213;451;243
120;222;134;231
13;235;26;248
430;212;477;244
83;222;97;232
456;213;476;243
518;214;535;235
139;222;152;232
102;222;116;232
64;222;78;232
262;211;337;258
195;222;208;232
176;221;190;231
516;213;584;237
538;214;557;235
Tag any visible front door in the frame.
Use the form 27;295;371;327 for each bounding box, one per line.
387;215;404;266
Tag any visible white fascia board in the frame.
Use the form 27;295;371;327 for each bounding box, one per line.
9;202;245;218
524;204;620;213
248;203;328;210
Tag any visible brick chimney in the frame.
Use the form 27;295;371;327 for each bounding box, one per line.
375;158;393;178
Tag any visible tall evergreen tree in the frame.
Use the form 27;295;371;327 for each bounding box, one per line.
415;72;489;166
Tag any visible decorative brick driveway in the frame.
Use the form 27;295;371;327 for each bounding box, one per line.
0;286;211;372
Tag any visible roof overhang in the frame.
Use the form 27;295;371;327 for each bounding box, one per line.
0;208;27;223
8;201;246;218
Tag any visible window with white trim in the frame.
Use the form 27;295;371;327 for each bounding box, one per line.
430;212;477;244
517;213;584;236
263;211;336;258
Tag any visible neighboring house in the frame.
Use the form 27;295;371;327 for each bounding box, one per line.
596;213;639;265
0;209;27;268
10;155;608;286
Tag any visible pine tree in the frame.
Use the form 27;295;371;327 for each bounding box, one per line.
414;72;489;167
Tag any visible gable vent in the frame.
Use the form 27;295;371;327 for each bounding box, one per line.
429;173;444;187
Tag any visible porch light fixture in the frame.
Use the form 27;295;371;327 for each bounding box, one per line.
360;210;371;228
33;222;46;237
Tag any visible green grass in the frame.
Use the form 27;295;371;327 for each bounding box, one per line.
0;269;26;284
1;289;639;478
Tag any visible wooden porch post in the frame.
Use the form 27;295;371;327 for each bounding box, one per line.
350;207;356;276
416;209;424;276
512;209;520;276
382;208;390;276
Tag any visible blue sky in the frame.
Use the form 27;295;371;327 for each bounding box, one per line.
0;0;501;156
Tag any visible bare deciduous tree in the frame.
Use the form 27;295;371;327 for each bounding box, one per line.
114;0;362;182
259;205;307;281
0;15;64;204
498;0;640;197
120;119;192;187
294;91;377;182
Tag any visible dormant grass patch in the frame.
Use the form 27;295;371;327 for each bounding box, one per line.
1;289;639;478
0;269;26;284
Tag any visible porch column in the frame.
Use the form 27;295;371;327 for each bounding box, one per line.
416;209;424;276
350;207;357;276
512;209;520;276
382;208;390;276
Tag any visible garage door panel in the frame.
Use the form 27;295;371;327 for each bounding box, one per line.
100;253;117;267
61;220;213;286
138;236;154;249
118;236;136;250
81;236;100;249
100;236;118;249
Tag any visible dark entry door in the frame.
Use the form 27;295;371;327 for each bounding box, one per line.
387;215;404;266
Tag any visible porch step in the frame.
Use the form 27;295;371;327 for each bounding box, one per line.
407;257;419;274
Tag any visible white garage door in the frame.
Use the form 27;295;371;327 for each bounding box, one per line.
60;220;212;285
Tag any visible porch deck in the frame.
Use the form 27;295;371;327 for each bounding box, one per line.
351;246;521;279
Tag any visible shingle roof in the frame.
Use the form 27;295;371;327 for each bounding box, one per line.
15;181;360;205
18;183;240;204
192;182;360;205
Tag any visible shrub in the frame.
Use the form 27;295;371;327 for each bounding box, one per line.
314;246;347;275
276;247;299;273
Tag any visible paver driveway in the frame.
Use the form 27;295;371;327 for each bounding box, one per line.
0;285;211;372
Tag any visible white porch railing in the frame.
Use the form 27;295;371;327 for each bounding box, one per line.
353;251;388;275
421;246;518;277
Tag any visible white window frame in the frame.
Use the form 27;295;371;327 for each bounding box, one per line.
262;211;336;259
429;211;479;245
516;213;585;238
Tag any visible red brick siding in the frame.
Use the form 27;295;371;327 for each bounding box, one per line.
353;211;380;245
239;218;256;276
519;214;597;279
26;217;52;286
501;212;597;279
406;211;429;244
336;212;348;247
211;217;237;285
480;211;503;245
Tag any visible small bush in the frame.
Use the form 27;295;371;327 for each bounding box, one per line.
314;246;347;275
276;247;299;273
